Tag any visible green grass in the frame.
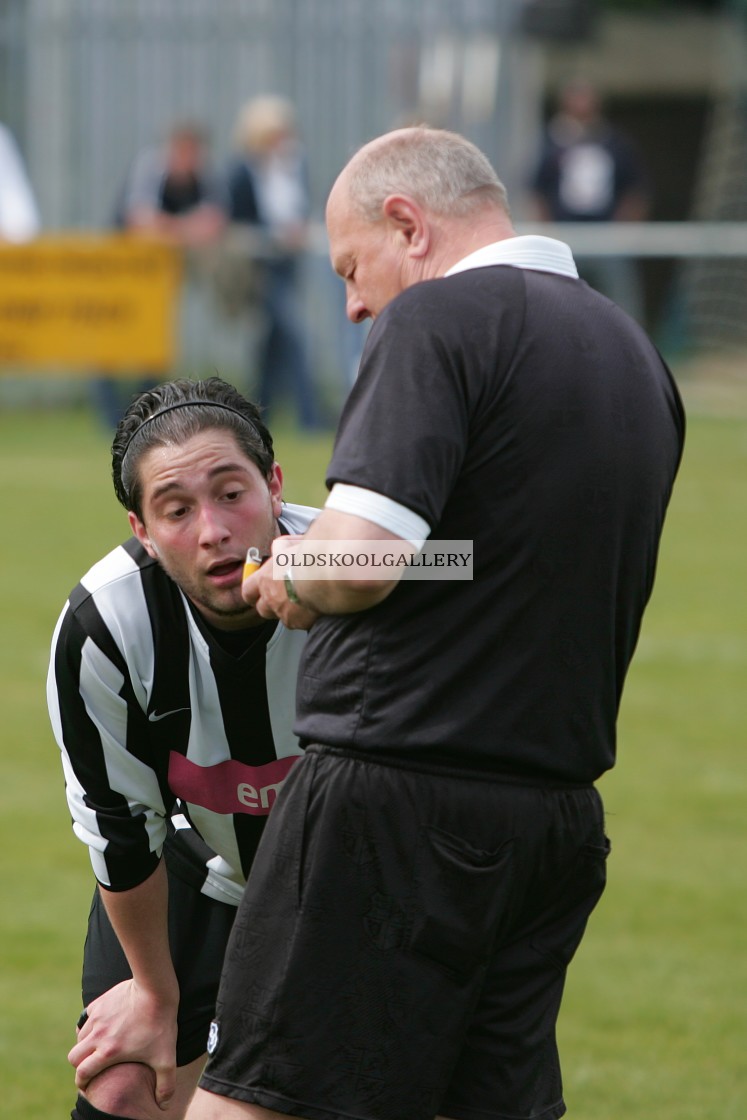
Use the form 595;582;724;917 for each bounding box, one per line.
561;403;747;1119
0;386;745;1118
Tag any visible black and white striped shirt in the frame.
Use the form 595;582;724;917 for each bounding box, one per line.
47;503;316;906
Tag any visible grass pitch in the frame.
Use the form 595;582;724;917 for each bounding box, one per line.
0;380;744;1119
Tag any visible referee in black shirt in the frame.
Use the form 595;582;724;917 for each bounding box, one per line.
188;129;685;1120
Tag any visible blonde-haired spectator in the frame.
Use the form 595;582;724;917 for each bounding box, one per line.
227;95;320;430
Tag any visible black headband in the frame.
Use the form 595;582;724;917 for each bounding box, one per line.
120;400;264;468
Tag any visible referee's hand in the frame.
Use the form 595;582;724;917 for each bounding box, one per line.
242;537;319;630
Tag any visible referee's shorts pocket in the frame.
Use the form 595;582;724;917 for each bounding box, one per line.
408;826;515;982
531;833;611;972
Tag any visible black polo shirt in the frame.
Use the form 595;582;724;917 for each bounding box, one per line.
295;260;684;784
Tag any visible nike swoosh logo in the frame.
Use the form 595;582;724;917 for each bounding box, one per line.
148;707;191;722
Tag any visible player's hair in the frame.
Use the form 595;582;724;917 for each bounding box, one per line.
111;376;274;520
345;126;510;222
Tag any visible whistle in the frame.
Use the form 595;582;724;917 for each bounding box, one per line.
243;546;264;582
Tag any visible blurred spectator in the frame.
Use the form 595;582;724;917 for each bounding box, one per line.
529;78;650;322
0;121;40;241
92;122;228;429
227;95;321;430
117;121;227;245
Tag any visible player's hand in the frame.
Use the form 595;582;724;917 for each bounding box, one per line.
69;979;178;1110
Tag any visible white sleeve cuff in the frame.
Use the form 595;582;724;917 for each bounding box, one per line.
325;484;431;547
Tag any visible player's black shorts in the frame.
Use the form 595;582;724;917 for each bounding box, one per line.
81;850;237;1066
199;744;610;1120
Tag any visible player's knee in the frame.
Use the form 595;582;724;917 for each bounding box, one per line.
72;1062;161;1120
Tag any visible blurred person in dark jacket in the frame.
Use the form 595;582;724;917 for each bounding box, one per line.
529;78;650;322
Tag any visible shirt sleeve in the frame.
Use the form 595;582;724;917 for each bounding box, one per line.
326;280;473;530
325;483;431;543
47;598;169;892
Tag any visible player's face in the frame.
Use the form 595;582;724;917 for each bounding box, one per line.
129;429;283;630
327;186;406;323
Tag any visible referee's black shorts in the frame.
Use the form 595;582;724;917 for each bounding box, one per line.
81;849;236;1066
199;744;610;1120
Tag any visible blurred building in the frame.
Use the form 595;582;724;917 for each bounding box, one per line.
0;0;745;394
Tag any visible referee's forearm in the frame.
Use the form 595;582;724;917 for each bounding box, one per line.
290;573;397;615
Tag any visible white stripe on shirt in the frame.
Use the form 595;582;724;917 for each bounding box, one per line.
325;483;431;545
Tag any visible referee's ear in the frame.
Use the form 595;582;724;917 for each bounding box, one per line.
382;193;430;259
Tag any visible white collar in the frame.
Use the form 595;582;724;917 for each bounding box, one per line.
445;235;578;279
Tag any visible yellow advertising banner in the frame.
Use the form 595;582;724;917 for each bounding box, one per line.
0;234;182;374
